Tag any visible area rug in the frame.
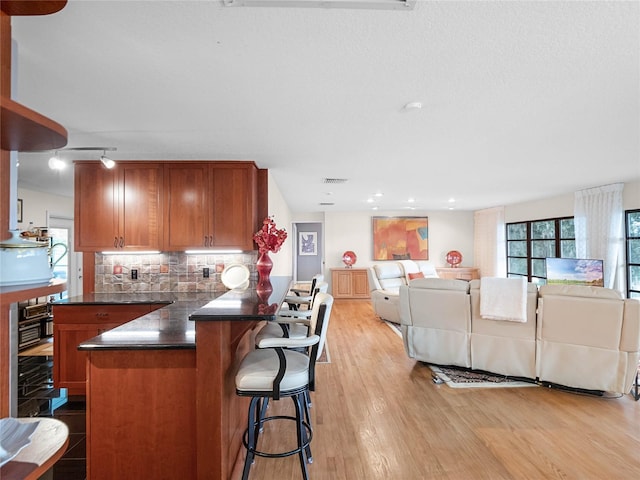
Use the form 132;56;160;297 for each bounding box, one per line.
429;365;538;389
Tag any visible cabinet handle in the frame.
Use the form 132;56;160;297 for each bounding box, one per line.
204;236;208;247
209;235;213;246
119;237;124;248
114;237;118;248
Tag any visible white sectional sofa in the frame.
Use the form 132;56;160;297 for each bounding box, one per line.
399;278;640;395
367;260;439;324
536;284;640;394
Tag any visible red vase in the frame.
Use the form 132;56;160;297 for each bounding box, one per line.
256;251;273;296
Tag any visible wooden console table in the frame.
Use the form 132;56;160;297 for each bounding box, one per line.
331;268;370;299
436;267;480;281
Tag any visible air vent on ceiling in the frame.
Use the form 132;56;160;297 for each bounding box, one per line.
323;178;348;184
319;202;335;206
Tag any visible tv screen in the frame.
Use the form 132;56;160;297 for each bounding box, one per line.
545;258;604;287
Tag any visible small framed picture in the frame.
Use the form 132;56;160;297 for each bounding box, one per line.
17;198;23;223
299;232;317;256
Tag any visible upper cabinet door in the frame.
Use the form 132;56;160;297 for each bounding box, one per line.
163;163;209;250
119;163;163;250
75;162;119;251
75;162;162;251
210;163;257;251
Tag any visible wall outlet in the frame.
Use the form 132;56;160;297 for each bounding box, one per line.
131;269;138;280
113;265;122;275
203;267;210;278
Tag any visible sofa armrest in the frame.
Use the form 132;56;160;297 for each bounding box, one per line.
621;298;640;352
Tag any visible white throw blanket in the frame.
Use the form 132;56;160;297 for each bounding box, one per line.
480;277;527;322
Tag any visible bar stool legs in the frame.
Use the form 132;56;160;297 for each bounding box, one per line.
241;390;313;480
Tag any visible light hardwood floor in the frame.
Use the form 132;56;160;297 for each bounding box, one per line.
247;299;640;479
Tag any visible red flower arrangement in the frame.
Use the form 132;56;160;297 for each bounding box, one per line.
253;216;287;254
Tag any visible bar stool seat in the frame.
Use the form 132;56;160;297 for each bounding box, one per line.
235;335;320;480
236;343;314;393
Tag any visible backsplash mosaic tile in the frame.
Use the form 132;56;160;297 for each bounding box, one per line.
94;252;258;293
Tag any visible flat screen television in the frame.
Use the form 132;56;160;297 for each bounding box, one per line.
545;258;604;287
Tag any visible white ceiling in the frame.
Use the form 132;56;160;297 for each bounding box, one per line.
11;0;640;212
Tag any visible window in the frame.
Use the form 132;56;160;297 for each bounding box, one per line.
506;217;575;284
626;210;640;299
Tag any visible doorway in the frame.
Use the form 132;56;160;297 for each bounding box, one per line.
47;215;82;298
293;222;324;282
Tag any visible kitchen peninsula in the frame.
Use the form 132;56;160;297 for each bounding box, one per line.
72;277;291;480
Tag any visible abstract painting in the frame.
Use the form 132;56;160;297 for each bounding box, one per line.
372;216;428;260
299;232;317;256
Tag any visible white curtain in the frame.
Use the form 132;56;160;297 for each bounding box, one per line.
574;183;625;291
474;206;506;278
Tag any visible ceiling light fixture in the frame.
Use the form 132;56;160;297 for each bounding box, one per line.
48;153;66;171
403;101;422;110
50;146;117;170
100;152;115;169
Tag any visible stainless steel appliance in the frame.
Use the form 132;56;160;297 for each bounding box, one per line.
18;302;52;351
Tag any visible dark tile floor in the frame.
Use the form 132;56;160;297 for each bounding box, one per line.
46;397;87;480
17;353;86;480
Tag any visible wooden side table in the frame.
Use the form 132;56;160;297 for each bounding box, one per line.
435;267;480;281
331;268;370;299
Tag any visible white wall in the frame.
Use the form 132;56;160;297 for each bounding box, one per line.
305;209;475;270
505;180;640;223
266;172;293;276
16;188;74;229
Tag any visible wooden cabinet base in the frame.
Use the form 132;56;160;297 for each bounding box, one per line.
331;268;370;299
435;267;480;281
84;320;258;479
86;349;197;479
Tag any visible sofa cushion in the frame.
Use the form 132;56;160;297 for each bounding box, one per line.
408;272;424;280
398;259;439;283
374;263;406;291
539;284;623;301
410;277;470;292
415;260;439;278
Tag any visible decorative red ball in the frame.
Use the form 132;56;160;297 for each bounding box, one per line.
342;251;357;267
446;250;463;267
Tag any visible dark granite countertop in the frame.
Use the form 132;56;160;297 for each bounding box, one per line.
76;277;292;351
53;291;208;305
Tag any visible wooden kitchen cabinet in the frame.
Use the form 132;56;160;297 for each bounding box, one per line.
52;304;163;395
163;162;258;251
331;268;370;299
74;162;163;251
436;267;480;281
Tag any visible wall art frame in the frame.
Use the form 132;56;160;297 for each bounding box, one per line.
372;216;428;260
298;231;317;256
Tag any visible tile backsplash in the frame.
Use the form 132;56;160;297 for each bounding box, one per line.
94;252;258;293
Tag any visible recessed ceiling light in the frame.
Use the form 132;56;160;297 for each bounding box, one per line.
367;198;374;203
403;102;422;110
374;192;384;197
408;198;415;203
372;206;379;210
448;198;456;203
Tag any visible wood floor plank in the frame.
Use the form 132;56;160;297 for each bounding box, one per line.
245;299;640;479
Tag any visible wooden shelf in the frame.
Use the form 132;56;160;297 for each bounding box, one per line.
0;1;67;16
1;96;67;151
0;278;66;304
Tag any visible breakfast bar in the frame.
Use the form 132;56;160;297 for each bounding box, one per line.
76;277;291;480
